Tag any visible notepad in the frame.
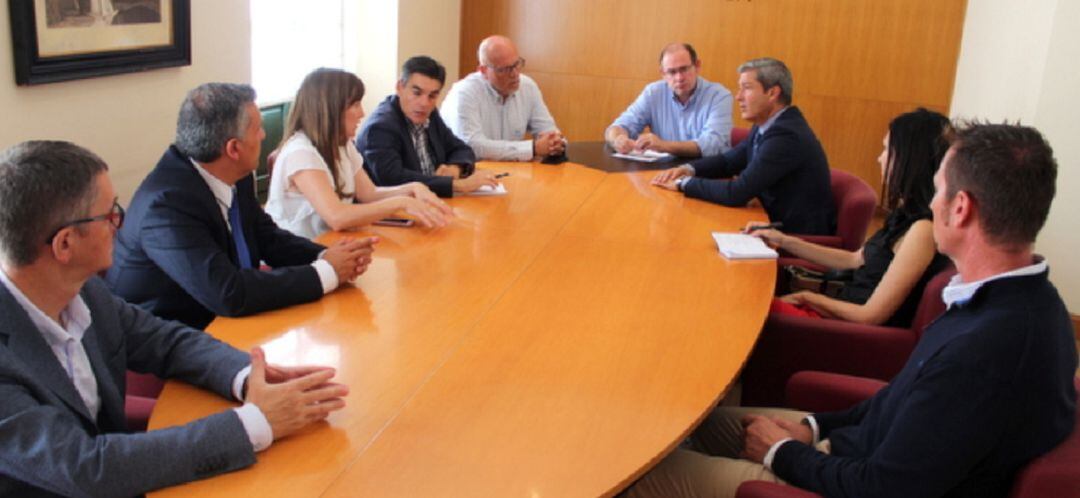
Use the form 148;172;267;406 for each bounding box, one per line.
611;149;673;162
465;183;508;196
711;232;779;260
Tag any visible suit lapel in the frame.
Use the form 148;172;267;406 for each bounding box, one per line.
0;284;95;423
168;150;241;265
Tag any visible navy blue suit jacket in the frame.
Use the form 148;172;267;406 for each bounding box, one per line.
683;106;835;235
773;270;1078;498
107;146;326;329
356;95;476;198
0;278;254;497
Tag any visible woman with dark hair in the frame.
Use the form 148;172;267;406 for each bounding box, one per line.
751;108;951;326
267;68;452;239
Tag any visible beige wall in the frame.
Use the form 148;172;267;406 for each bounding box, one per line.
951;0;1080;310
0;2;252;202
348;0;461;112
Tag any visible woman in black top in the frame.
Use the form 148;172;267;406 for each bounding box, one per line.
752;108;951;326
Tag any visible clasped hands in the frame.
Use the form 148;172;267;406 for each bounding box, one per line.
533;130;566;157
613;132;670;155
244;347;349;441
739;414;814;464
322;236;378;283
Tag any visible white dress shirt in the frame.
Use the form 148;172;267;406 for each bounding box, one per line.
441;72;558;161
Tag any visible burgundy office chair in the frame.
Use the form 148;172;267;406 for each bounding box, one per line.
741;267;956;407
124;371;165;431
736;372;1080;498
791;169;878;253
732;127;751;148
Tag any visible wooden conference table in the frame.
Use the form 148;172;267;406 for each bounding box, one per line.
149;145;776;497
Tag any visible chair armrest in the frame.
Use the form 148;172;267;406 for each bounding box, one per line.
737;481;822;498
785;371;887;413
791;234;843;249
741;314;917;407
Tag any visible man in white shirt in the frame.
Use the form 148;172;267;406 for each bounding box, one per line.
0;140;349;496
441;35;565;161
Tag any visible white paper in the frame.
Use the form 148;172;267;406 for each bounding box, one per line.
465;183;508;196
711;232;779;260
611;149;674;163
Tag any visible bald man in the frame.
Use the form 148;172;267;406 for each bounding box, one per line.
441;35;564;161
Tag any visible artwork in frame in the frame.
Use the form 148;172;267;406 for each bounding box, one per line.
8;0;191;85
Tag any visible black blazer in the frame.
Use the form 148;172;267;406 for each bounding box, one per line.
356;95;476;198
684;106;835;235
106;146;326;329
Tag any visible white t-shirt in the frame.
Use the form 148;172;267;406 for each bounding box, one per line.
266;132;363;239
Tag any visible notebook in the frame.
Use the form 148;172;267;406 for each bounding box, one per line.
611;149;673;162
711;232;779;260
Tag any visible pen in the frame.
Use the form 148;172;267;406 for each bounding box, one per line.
742;222;783;234
494;172;511;179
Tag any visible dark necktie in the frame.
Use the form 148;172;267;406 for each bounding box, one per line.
751;130;763;161
228;188;253;269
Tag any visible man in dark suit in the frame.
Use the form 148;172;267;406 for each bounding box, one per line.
652;58;835;236
107;83;375;329
0;141;349;496
625;123;1077;498
356;55;500;198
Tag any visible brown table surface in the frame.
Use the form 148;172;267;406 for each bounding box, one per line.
148;160;775;498
563;141;682;172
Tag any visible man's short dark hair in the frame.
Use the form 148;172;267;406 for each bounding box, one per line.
737;58;794;106
400;56;446;86
946;123;1057;247
174;83;257;163
0;141;108;266
658;43;699;65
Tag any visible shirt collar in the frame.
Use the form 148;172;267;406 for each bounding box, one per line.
190;158;234;209
0;268;92;347
942;258;1048;309
408;119;430;134
670;77;703;108
757;106;790;135
482;74;516;104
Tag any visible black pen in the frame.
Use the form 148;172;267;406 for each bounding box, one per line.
494;172;511;179
742;222;783;234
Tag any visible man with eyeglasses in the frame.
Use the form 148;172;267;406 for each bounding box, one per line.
441;35;564;161
107;83;376;330
605;43;733;158
0;141;349;496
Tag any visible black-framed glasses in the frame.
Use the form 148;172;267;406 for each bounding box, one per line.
488;57;525;75
46;199;125;244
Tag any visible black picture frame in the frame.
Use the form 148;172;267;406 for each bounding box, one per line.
8;0;191;85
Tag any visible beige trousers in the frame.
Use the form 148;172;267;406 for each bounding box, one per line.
622;407;829;498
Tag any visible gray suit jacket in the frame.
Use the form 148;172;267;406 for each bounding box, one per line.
0;277;256;497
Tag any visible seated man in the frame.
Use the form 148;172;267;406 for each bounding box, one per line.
107;83;375;330
652;58;835;235
605;43;733;158
441;35;565;161
357;56;500;198
0;141;348;496
626;123;1078;498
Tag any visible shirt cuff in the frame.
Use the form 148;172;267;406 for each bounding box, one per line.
805;415;821;445
683;163;696;176
763;437;794;470
515;140;534;161
233;403;273;452
312;258;338;293
232;365;252;401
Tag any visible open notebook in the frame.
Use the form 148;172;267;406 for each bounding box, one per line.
711;232;779;260
611;149;673;162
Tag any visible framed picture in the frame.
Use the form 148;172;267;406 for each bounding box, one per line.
9;0;191;85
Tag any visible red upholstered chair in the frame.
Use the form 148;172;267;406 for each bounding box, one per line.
124;371;165;431
732;127;751;148
741;267;957;407
791;169;878;253
735;374;1080;498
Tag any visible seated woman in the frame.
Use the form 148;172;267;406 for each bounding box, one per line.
267;68;453;239
750;108;951;327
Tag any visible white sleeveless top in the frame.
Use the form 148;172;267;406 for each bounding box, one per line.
266;132;363;239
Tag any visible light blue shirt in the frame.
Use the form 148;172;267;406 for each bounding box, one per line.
610;76;733;156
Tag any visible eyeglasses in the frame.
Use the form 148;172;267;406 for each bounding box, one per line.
487;57;526;75
46;199;125;244
662;64;695;77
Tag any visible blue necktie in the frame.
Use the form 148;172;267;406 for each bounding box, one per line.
751;130;763;160
228;188;253;269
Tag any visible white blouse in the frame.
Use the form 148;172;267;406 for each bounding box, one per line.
266;132;363;239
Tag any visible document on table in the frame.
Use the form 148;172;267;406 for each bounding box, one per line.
465;183;508;196
711;232;779;260
611;149;674;162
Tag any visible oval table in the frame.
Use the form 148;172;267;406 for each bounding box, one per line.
149;157;776;497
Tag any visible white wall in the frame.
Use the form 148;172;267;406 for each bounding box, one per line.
397;0;461;87
952;0;1080;311
0;2;252;202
